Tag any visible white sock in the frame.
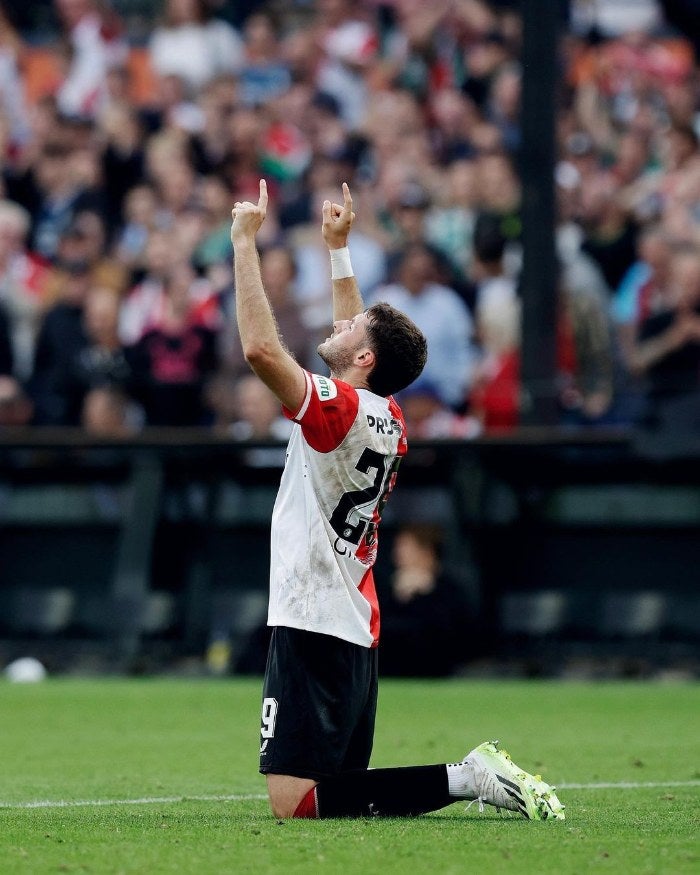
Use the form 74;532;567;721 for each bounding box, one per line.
446;761;476;798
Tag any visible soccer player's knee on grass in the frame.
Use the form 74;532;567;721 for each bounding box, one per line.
267;774;316;819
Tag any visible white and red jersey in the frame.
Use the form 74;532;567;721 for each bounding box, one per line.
268;371;407;648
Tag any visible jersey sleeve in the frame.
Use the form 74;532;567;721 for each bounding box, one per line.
283;371;360;453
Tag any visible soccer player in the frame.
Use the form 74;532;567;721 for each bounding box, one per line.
231;180;565;821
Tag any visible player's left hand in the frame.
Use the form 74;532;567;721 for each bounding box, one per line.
322;182;355;251
231;179;268;243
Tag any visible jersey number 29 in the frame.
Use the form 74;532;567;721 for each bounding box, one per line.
329;448;401;545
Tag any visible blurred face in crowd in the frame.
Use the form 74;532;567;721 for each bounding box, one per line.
394;200;428;243
638;230;671;277
447;159;478;208
144;230;172;277
261;247;295;302
430;89;477;141
0;376;33;427
62;266;93;306
615;132;649;184
0;208;28;262
173;210;206;257
200;176;232;223
55;0;93;29
390;526;441;601
316;0;351;26
71;212;106;263
662;126;697;171
398;246;436;294
70;147;102;191
234;375;281;437
244;13;278;59
392;528;437;573
83;288;120;346
490;67;521;121
166;0;206;26
672;250;700;309
158;161;196;214
35;150;72;195
476;153;520;212
124;185;157;226
82;388;131;437
164;261;196;320
400;389;443;432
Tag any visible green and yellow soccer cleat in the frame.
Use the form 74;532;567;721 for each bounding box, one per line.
462;740;565;820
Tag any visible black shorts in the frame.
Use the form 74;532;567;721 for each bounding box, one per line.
259;626;378;781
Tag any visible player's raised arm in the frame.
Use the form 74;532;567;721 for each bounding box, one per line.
231;179;307;413
322;182;364;322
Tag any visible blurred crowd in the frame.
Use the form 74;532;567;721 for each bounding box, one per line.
0;0;698;437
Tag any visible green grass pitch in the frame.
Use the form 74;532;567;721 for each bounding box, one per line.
1;677;698;874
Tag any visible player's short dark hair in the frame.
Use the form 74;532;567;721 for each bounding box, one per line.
365;302;427;397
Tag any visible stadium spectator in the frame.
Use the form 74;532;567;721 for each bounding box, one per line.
0;373;33;426
27;142;101;261
370;243;476;408
54;0;128;119
0;6;30;155
29;282;132;428
81;384;138;436
0;199;50;381
148;0;245;96
126;260;219;426
71;286;131;417
471;212;517;332
44;210;128;304
97;101;147;232
629;245;700;420
378;524;474;677
119;229;182;345
238;11;291;108
29;257;92;423
397;380;481;439
188;74;239;176
424;158;479;287
613;225;674;369
192;174;234;271
312;0;378;129
113;183;160;273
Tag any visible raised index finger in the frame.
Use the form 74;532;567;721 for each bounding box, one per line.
342;181;352;212
258;178;268;212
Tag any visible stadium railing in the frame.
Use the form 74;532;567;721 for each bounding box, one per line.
1;426;698;673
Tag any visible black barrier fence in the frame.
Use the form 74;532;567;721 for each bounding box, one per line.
0;427;699;675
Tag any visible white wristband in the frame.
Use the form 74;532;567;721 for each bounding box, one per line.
330;246;353;279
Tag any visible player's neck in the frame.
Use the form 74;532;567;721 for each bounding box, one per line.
330;368;371;392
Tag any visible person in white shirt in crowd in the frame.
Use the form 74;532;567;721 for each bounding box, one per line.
370;243;476;408
149;0;245;96
54;0;128;118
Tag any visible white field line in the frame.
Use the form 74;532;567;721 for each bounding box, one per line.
1;781;699;811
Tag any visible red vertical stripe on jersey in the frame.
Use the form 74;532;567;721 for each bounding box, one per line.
388;395;408;458
358;568;380;647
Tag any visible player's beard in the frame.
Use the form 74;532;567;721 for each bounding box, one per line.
317;337;356;376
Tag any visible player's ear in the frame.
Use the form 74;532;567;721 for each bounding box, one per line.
354;347;375;370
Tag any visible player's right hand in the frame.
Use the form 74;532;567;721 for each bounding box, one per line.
231;179;268;244
322;182;355;251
